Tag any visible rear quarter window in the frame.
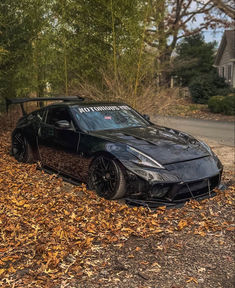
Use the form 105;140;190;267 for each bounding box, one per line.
29;109;45;121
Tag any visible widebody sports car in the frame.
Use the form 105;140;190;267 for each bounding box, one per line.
7;97;223;206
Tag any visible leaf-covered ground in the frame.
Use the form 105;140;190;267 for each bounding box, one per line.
0;114;234;287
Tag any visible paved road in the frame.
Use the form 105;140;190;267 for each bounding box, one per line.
151;116;235;146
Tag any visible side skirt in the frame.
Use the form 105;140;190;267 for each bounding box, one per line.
37;165;84;186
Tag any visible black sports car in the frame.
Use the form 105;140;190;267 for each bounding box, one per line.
8;97;223;207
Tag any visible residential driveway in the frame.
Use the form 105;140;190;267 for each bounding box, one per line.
152;116;235;146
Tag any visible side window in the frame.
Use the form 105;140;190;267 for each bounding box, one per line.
28;109;45;121
46;107;72;126
36;109;45;121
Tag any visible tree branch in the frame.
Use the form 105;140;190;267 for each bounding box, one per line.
210;0;235;19
176;25;211;40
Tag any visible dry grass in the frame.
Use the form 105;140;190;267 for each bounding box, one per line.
68;72;180;114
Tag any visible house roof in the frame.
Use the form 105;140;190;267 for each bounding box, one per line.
214;30;235;66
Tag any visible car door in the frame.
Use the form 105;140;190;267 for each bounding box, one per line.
38;106;81;177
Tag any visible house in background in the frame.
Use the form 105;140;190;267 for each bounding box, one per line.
214;30;235;88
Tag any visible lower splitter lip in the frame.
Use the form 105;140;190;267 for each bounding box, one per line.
125;190;217;209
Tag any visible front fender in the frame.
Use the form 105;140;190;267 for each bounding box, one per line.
103;142;180;184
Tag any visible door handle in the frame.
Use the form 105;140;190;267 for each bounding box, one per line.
38;127;41;137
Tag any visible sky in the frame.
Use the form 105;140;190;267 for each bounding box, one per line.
202;30;224;46
188;2;231;47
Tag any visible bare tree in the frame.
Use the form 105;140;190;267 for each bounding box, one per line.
211;0;235;20
146;0;232;86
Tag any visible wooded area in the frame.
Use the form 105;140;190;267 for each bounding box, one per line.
0;0;233;109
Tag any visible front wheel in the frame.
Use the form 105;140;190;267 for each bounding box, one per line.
12;132;33;163
89;156;126;199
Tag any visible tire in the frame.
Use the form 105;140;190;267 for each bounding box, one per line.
89;156;126;200
12;132;34;163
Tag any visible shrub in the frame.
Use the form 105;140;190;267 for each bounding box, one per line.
208;94;235;115
188;70;229;104
222;94;235;115
189;76;215;104
216;87;231;96
208;96;224;113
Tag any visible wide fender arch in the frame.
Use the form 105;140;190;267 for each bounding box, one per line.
11;128;39;161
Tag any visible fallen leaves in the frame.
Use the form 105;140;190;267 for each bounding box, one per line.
186;276;198;284
178;219;188;230
0;269;5;276
0;115;234;287
0;130;166;285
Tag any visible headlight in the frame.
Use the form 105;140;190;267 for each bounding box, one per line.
127;146;165;169
198;140;222;165
198;140;213;156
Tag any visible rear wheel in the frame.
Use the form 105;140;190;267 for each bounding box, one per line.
89;156;126;199
12;132;33;163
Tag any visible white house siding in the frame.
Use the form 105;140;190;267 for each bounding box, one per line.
218;46;231;78
217;46;235;87
220;45;231;65
214;30;235;88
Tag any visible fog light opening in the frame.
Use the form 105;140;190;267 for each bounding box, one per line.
150;185;169;198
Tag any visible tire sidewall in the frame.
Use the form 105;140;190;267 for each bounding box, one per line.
12;132;33;163
88;156;126;200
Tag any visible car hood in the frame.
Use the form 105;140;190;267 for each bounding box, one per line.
90;125;210;165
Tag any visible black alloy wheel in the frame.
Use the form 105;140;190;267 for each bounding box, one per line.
12;132;33;163
89;156;126;199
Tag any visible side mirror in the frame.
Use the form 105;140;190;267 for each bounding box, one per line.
143;114;150;121
55;120;71;129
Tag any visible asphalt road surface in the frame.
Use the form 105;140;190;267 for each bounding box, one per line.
152;116;234;147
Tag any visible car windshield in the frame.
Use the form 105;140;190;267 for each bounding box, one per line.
72;104;149;131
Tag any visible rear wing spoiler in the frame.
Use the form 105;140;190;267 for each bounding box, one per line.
6;96;84;116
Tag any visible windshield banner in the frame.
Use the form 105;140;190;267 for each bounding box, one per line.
78;105;131;113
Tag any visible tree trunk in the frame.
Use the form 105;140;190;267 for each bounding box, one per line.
37;66;45;107
157;50;172;87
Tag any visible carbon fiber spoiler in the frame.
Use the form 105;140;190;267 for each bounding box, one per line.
6;96;84;116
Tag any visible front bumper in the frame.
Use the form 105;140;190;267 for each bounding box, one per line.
125;171;222;207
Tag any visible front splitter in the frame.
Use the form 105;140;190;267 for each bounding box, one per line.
125;190;217;209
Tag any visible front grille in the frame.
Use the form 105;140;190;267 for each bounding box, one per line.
169;174;220;201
